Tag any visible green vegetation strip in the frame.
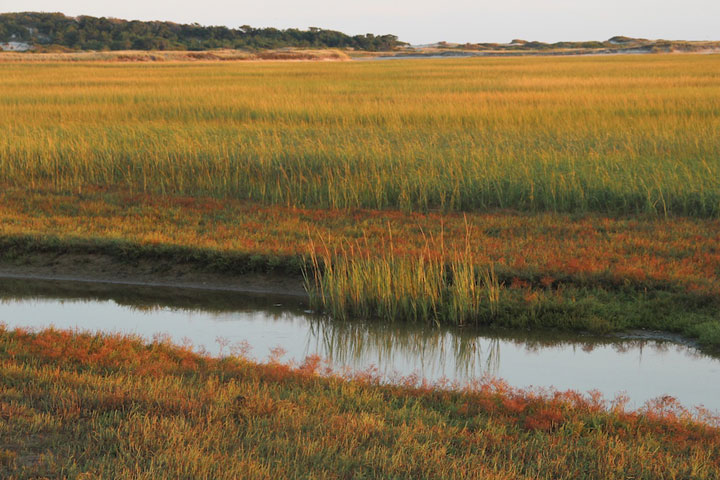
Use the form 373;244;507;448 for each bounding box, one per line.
306;252;720;351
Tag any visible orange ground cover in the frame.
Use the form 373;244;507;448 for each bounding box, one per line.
2;186;719;295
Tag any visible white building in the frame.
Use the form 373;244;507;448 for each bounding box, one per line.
0;42;32;52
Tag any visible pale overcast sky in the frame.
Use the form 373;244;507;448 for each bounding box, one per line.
1;0;718;45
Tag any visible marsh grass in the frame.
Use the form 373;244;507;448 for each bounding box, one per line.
306;244;720;346
1;326;719;479
2;52;720;479
305;221;504;326
302;222;720;348
1;55;719;216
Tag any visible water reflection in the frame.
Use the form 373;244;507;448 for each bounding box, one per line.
1;277;718;411
307;319;504;380
303;317;709;385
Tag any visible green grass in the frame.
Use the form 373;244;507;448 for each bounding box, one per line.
305;248;720;350
1;55;719;216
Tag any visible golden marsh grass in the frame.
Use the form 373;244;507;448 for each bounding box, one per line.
1;55;719;216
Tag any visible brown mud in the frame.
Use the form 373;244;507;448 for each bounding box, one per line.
0;252;307;298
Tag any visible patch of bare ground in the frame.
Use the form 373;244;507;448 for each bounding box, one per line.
0;252;306;298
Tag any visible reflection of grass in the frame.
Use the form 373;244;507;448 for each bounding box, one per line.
307;318;504;379
304;316;712;383
4;276;711;387
1;326;718;478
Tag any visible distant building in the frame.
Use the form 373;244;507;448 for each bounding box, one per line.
0;41;32;52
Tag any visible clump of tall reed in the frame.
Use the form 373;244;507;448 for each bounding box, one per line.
304;223;502;326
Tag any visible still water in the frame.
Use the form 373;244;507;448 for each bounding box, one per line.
1;278;718;413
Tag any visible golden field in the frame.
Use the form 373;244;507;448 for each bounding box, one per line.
1;54;719;338
0;55;718;216
1;54;720;477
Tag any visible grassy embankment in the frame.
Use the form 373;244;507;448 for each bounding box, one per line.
0;55;719;344
0;326;718;479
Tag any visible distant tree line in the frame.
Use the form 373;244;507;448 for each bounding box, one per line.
0;12;405;51
452;36;706;52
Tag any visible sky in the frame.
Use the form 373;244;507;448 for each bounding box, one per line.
1;0;719;45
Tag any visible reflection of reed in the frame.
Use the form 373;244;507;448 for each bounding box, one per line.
305;318;505;381
486;338;501;377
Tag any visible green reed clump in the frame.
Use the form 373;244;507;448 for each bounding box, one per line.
301;226;720;347
305;250;720;347
305;246;502;326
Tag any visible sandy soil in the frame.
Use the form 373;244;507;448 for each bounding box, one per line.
0;252;307;298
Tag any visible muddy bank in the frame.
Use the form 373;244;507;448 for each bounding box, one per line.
0;252;307;298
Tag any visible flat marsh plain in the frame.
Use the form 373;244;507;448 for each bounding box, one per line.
2;55;719;216
1;54;720;477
